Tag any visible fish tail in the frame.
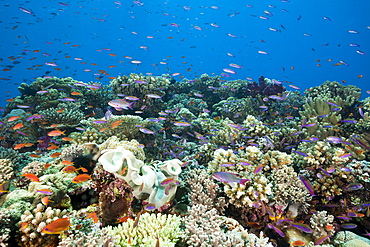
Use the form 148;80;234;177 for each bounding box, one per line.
128;102;135;110
239;179;250;185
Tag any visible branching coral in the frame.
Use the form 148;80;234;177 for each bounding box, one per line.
18;203;68;247
183;204;273;247
309;211;335;242
38;102;85;129
105;212;183;247
80;115;158;142
270;165;311;214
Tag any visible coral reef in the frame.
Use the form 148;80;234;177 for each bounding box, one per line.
105;212;183;246
18;203;68;247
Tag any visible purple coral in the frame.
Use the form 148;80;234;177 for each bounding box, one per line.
243;76;286;97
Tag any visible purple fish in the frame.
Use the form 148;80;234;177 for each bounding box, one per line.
139;128;155;134
239;162;251;166
325;136;342;144
315;235;330;245
212;172;249;185
108;99;134;110
58;97;76;102
299;175;315;196
336;215;352;220
326;101;338;106
301;123;316;128
341;119;357;124
144;204;156;211
93;120;107;124
267;224;285;237
291;223;312;233
356;50;367;55
344;183;363;191
293;150;308;157
340;223;357;229
221;163;235;167
19;7;33;15
359;108;364;118
340;167;351;173
105;109;112;120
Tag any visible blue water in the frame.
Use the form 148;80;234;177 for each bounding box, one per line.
1;0;369;108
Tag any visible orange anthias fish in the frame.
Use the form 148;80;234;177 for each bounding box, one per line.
47;130;66;137
85;212;99;223
50;152;62;158
61;160;74;165
111;120;123;129
41;196;53;206
14;143;26;150
7;116;20;122
42;218;71;234
13;123;24;130
62;165;78;173
72;174;91;183
21;173;40;182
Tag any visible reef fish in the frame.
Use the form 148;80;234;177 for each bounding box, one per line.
298;175;315;196
42;218;71;234
72;174;91;183
212;172;249;185
108;99;134;110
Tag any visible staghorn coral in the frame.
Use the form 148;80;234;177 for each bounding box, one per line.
105;212;183;247
310;211;335;242
18;203;68;247
38;102;85;129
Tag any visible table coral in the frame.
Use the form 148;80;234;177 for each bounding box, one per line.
105;212;183;247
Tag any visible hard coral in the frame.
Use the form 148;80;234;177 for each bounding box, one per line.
243;76;285;97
